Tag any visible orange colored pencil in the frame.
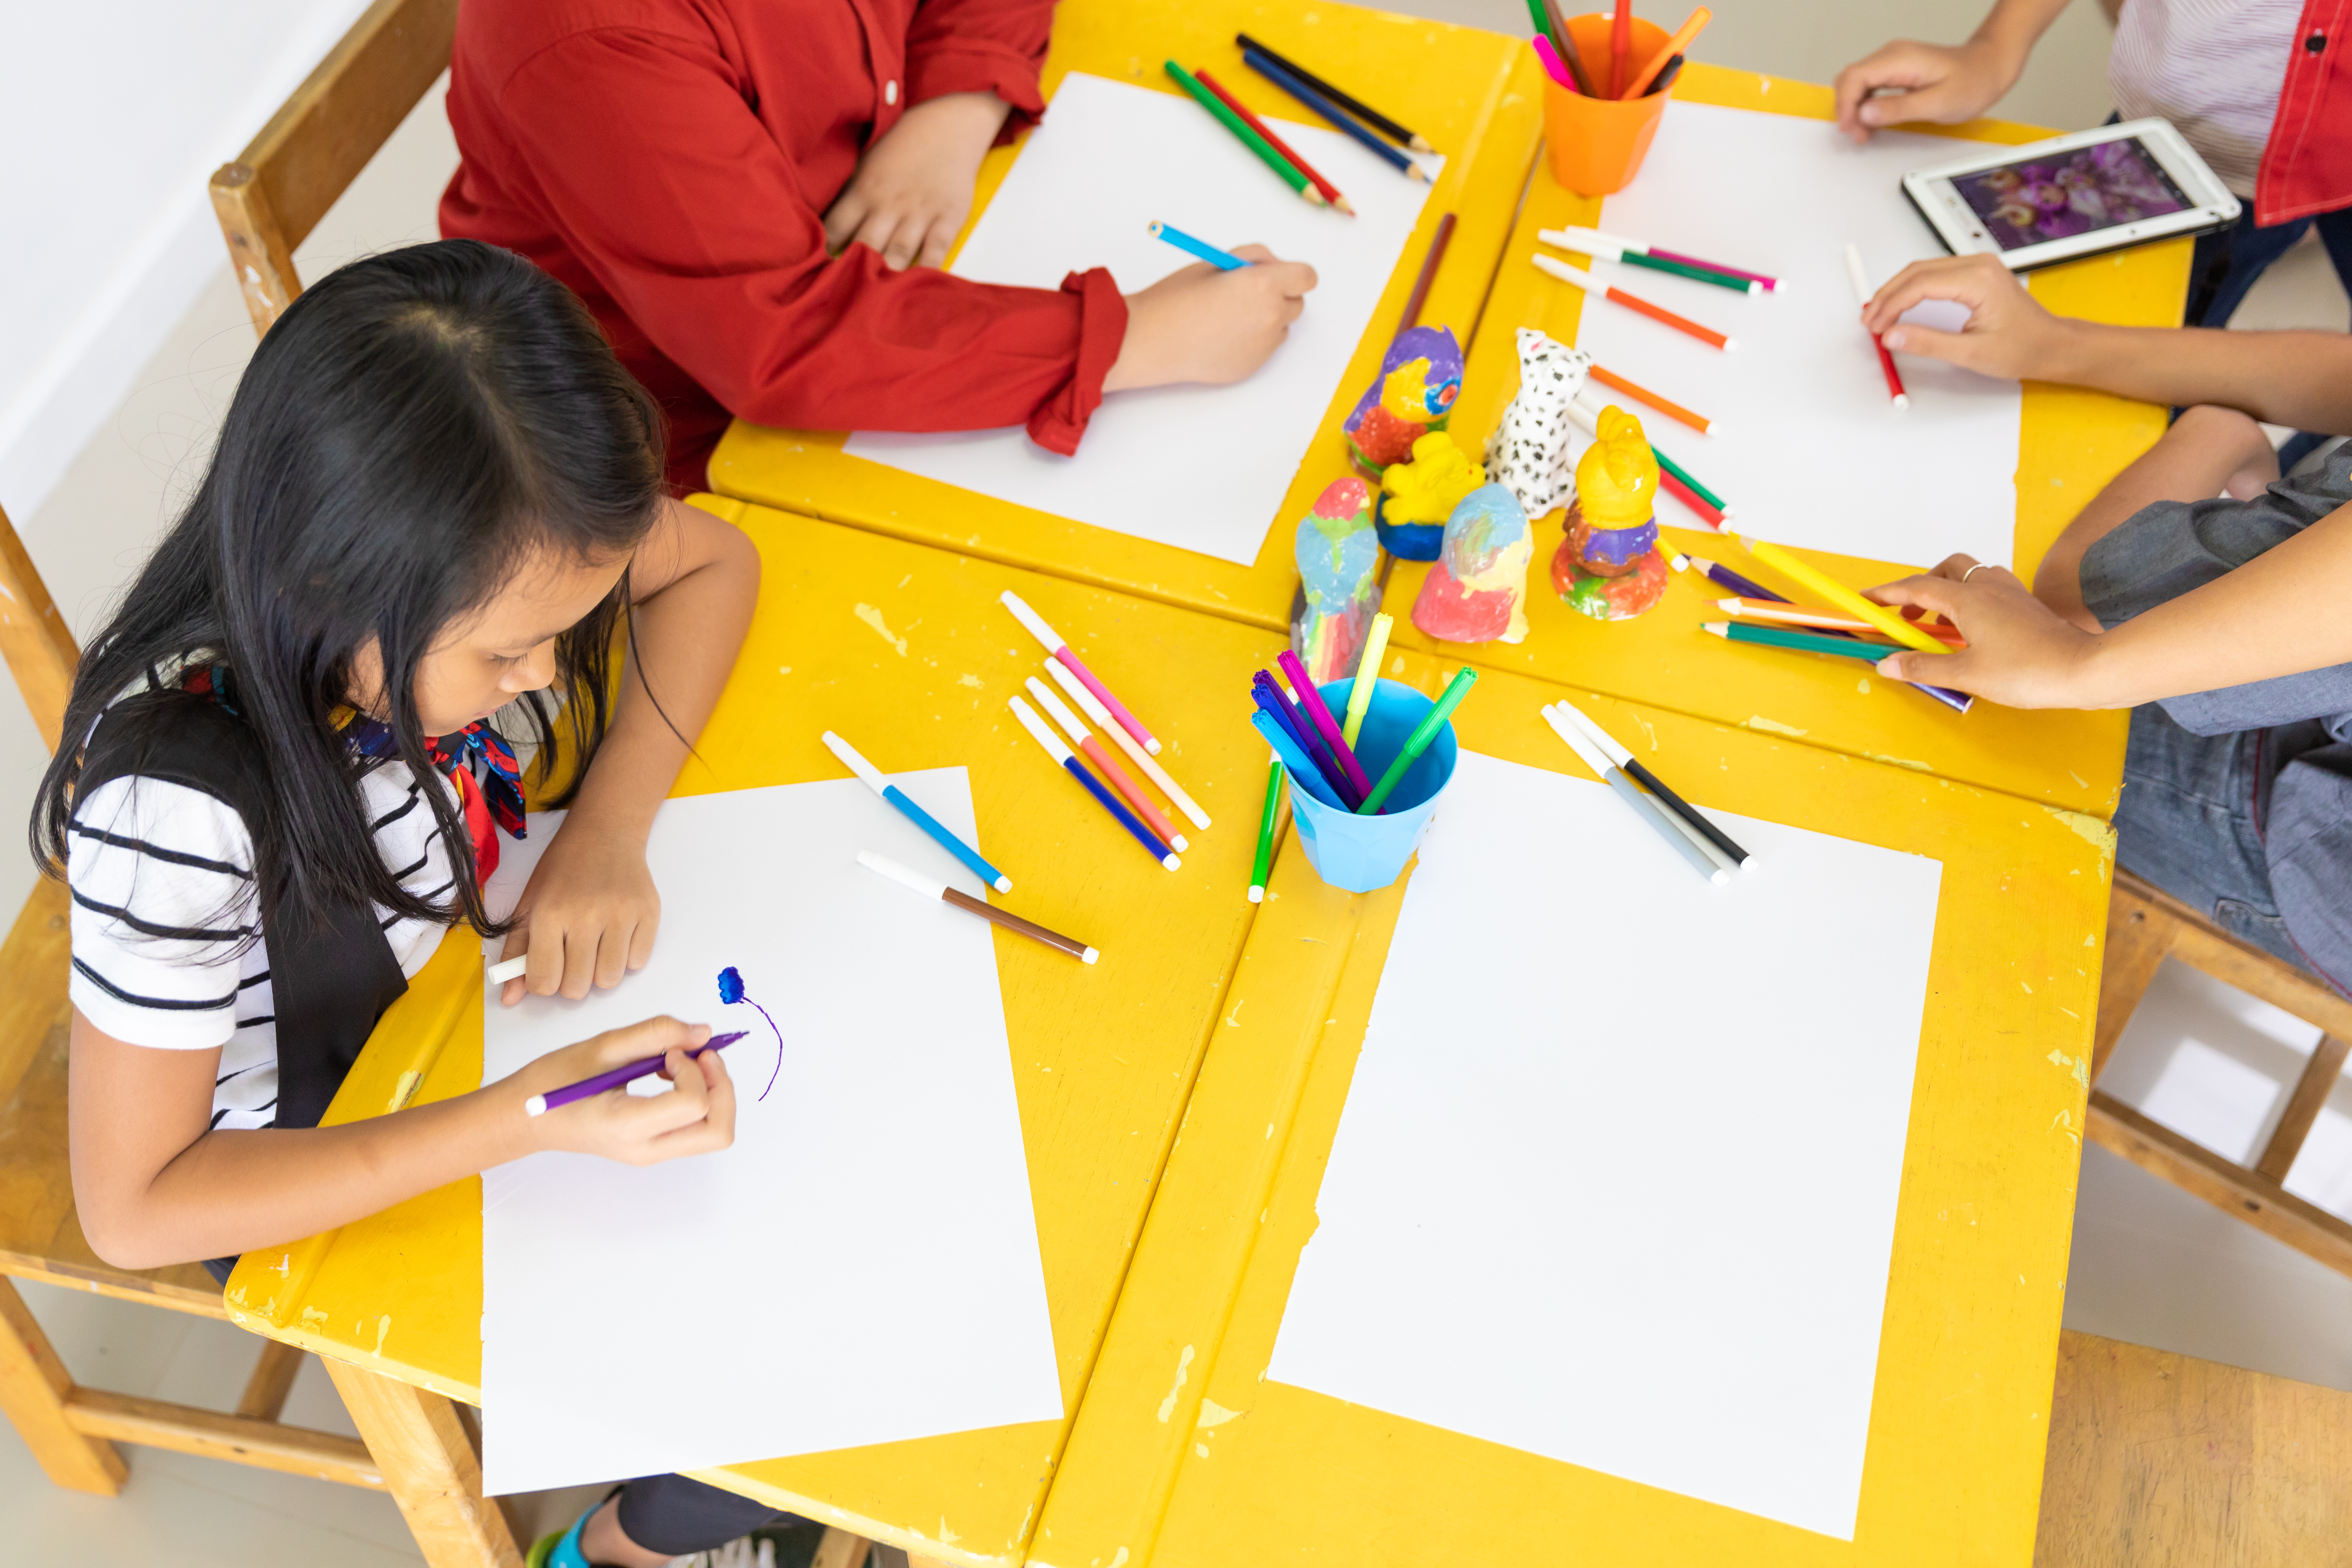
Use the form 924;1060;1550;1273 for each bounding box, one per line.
1621;7;1712;99
1196;70;1356;216
1590;364;1714;435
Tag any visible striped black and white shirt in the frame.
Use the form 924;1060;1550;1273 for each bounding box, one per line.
68;762;458;1130
2110;0;2303;199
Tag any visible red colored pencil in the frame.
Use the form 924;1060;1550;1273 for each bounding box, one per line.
1399;211;1457;330
1611;0;1633;97
1532;253;1736;351
1196;70;1356;216
1658;470;1724;527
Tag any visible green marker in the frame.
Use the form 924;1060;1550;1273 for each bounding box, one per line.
1651;445;1727;513
1357;667;1478;815
1248;759;1283;903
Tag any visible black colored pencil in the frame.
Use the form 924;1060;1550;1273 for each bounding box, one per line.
1235;32;1432;152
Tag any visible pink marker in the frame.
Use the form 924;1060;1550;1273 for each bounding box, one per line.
1000;589;1162;755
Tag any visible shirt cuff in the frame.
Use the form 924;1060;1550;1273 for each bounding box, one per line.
906;44;1048;138
1026;268;1128;457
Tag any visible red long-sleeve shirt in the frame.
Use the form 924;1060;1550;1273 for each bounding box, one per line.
439;0;1128;492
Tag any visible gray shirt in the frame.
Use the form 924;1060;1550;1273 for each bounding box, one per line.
2081;445;2352;984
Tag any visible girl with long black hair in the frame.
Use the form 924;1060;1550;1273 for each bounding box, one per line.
34;239;800;1564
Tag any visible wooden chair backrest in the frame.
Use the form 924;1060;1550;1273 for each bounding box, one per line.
208;0;458;338
0;502;79;753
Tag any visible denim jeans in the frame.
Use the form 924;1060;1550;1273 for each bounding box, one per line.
2114;703;2311;971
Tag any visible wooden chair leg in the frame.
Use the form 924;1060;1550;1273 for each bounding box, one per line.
812;1527;874;1568
0;1275;128;1494
324;1359;522;1568
2254;1034;2351;1184
234;1338;307;1422
2091;883;2178;1084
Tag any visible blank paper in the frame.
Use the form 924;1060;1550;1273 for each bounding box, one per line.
1264;750;1942;1540
1568;101;2021;569
476;773;1060;1496
844;72;1437;566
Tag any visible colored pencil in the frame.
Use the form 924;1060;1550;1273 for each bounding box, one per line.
1043;658;1211;830
1242;50;1429;182
1249;757;1282;903
1738;535;1949;655
1399;212;1457;330
1256;672;1361;809
822;729;1010;892
1622;7;1710;99
1845;242;1910;409
1589;364;1714;435
1010;695;1181;869
1235;32;1432;152
1552;698;1750;869
1001;589;1162;755
1533;35;1575;91
1341;611;1395;748
858;850;1097;964
1163;60;1325;207
1541;706;1725;884
1541;0;1601;96
1548;224;1779;291
1358;667;1476;814
1278;651;1373;797
1610;0;1632;97
1252;709;1343;810
1532;253;1735;349
1646;54;1687;95
1717;597;1966;645
526;1031;748;1117
1704;620;1890;664
1025;678;1188;850
1539;227;1755;294
1658;470;1724;527
1148;220;1247;271
1687;557;1972;713
1194;70;1355;215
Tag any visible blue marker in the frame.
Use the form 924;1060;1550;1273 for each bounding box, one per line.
1250;709;1343;811
1148;221;1248;272
1008;696;1181;871
821;730;1011;892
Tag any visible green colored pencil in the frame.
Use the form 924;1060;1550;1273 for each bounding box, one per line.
1652;446;1728;513
1620;250;1758;293
1704;620;1891;663
1357;667;1478;815
1164;61;1323;204
1249;758;1283;903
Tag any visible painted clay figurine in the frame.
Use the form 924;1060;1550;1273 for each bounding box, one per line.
1375;430;1485;561
1483;328;1592;521
1553;404;1670;622
1411;482;1531;645
1289;477;1381;684
1343;325;1464;478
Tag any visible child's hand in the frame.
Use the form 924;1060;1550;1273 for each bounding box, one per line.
497;818;661;1006
1103;246;1320;391
1833;39;2018;142
513;1017;737;1166
823;91;1012;270
1864;555;2100;708
1862;254;2070;381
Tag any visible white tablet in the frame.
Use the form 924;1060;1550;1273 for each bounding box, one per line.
1903;119;2240;272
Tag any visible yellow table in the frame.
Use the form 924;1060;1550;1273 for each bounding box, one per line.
709;0;1546;632
225;499;1296;1567
1032;652;2115;1568
1385;64;2189;820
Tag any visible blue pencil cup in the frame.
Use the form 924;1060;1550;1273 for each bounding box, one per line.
1286;679;1460;894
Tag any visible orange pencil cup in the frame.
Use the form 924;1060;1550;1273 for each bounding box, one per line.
1542;14;1671;196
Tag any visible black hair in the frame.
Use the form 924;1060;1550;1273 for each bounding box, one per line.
31;238;667;939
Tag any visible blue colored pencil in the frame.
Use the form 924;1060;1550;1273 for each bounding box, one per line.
1251;710;1344;810
1242;49;1426;180
822;730;1010;891
1149;221;1247;271
1009;697;1181;870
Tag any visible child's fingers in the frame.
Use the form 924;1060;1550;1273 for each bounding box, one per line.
1878;321;1972;367
594;918;633;992
584;1016;712;1069
917;214;957;269
627;908;658;975
854;210;908;269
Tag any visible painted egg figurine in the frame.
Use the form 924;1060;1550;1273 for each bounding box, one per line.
1290;477;1381;684
1410;482;1531;645
1343;326;1464;478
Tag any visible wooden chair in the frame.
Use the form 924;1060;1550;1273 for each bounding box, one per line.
209;0;458;338
2089;871;2352;1280
2036;1328;2352;1566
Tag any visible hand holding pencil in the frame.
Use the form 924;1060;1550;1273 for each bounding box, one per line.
1106;243;1319;392
1860;554;2102;708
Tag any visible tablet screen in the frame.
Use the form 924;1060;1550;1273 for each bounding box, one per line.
1950;138;2191;250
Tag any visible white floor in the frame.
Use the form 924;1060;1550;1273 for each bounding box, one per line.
3;4;2349;1562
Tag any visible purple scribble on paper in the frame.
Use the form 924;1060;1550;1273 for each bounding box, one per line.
717;965;784;1101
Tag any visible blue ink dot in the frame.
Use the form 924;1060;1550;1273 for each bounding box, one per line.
717;966;745;1004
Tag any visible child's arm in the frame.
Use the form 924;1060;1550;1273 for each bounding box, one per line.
822;91;1012;271
499;499;759;1004
1861;254;2352;434
70;1011;734;1270
1831;0;2073;142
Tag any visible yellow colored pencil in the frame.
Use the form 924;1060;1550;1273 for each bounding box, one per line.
1735;535;1950;656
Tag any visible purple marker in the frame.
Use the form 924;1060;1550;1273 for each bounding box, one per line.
523;1031;748;1117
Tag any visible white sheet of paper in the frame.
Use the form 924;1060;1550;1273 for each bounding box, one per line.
1263;749;1942;1540
843;71;1438;566
1566;101;2020;569
476;773;1060;1496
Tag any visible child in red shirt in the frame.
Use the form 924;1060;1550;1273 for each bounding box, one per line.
440;0;1318;491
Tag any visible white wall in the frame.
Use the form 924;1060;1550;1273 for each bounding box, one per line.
0;0;375;526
